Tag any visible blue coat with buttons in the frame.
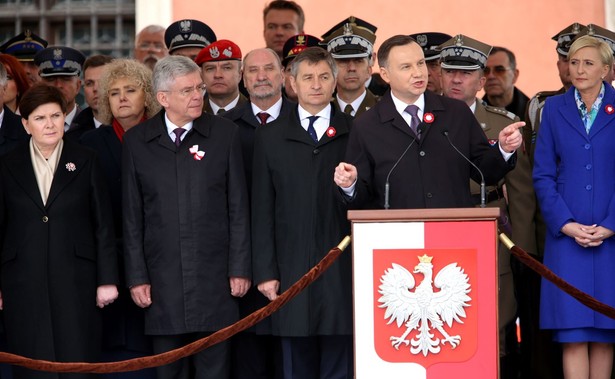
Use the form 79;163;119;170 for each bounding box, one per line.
533;82;615;331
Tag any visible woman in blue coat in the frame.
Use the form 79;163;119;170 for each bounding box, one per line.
534;35;615;378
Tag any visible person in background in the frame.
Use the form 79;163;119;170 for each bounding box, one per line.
195;39;247;114
483;46;529;121
0;30;47;85
262;0;304;59
0;54;30;113
409;32;451;95
0;84;118;379
533;35;615;379
65;54;114;141
0;62;27;157
164;19;216;62
134;25;168;70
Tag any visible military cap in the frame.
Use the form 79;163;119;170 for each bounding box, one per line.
282;34;322;66
34;46;86;77
409;32;452;61
552;22;585;56
0;30;48;62
165;19;217;54
195;39;242;65
439;34;492;70
573;24;615;54
320;16;377;59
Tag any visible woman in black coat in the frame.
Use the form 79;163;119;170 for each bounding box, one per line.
0;84;118;379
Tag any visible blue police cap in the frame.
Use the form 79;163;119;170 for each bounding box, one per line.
0;30;48;62
33;46;86;77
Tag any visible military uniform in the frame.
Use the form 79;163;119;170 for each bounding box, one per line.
332;89;378;118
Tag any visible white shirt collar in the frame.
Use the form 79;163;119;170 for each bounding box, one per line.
210;94;240;114
165;112;194;141
251;97;283;123
390;92;425;116
336;90;367;117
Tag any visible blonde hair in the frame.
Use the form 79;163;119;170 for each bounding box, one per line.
568;35;614;68
97;59;161;124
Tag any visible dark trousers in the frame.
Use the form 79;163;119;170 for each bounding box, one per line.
230;332;282;379
280;335;353;379
152;333;230;379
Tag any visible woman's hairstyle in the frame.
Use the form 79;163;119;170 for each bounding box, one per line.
0;53;31;107
97;58;161;124
568;35;614;69
19;84;66;119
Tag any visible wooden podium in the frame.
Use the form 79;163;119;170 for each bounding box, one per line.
349;208;500;379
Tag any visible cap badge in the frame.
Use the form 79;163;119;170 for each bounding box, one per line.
605;104;614;115
326;126;337;138
423;113;435;123
296;35;306;46
343;23;353;36
416;34;428;47
53;48;63;60
24;29;33;42
180;20;192;33
572;23;581;33
222;47;233;58
209;46;220;59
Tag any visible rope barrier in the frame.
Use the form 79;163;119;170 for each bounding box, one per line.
0;236;351;373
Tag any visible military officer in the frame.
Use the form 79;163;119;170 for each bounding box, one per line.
164;19;217;61
34;46;85;131
439;34;525;379
321;16;379;118
195;39;248;115
409;32;451;95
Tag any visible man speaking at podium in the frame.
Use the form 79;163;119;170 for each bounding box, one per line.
334;34;523;210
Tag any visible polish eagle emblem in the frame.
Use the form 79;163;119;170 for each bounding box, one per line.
378;255;471;356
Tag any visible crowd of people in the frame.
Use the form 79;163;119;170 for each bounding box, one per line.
0;1;613;379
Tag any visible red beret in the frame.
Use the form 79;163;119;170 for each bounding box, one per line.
195;39;242;65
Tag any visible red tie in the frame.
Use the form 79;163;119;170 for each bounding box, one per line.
257;112;270;126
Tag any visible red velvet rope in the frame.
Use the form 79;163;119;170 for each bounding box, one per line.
0;237;350;373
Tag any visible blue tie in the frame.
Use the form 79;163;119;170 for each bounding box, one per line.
307;115;319;142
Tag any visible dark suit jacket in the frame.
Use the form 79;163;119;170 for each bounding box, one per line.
0;139;118;368
66;107;97;142
346;90;515;209
223;97;296;191
0;106;27;156
251;104;353;336
122;110;250;334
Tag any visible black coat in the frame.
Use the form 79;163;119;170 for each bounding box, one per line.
251;105;353;336
80;126;152;353
122;110;251;335
0;106;27;156
0;140;118;377
66;107;97;142
346;90;515;209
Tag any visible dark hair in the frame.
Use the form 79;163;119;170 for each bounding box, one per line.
490;46;517;70
83;54;114;73
263;0;305;31
378;35;416;68
289;46;337;78
0;53;31;107
19;84;67;119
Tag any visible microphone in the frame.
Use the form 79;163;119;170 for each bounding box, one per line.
384;124;425;209
442;129;486;208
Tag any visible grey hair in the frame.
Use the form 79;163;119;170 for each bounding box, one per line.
136;24;166;39
0;64;7;87
153;55;201;93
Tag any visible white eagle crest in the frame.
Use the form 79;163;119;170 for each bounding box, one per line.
378;255;471;356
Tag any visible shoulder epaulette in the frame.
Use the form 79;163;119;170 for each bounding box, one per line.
484;104;517;121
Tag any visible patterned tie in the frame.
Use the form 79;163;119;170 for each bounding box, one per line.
343;104;354;115
307;115;319;142
257;112;270;126
405;105;421;138
172;127;186;147
217;108;226;115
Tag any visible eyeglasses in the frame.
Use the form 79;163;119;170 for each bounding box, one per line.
136;42;166;52
161;84;207;97
483;66;512;76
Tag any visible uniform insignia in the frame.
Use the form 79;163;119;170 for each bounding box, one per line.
53;48;63;60
326;126;337;138
296;35;306;46
222;47;233;58
416;34;428;47
209;46;220;59
180;20;192;33
343;23;353;36
480;123;487;129
605;104;614;115
378;255;471;356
